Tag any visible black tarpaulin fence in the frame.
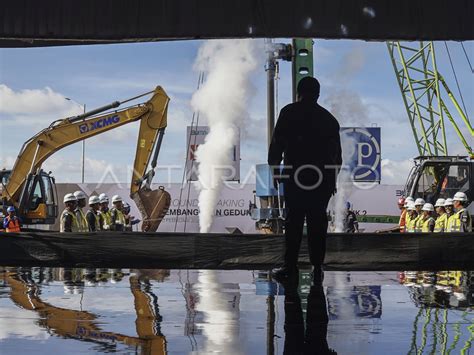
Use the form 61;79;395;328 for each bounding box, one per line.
1;231;473;270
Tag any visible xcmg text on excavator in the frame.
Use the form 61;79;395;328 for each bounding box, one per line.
0;86;171;231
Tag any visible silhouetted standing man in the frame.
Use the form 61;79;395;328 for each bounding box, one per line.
268;76;342;282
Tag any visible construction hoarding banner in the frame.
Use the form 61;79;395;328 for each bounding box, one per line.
52;183;403;233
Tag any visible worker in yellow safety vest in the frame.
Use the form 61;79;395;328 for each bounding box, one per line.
98;193;111;230
448;191;472;232
413;198;425;232
406;201;418;233
403;197;415;232
433;198;447;232
420;203;435;232
110;195;126;231
60;193;79;232
444;198;454;230
86;196;102;232
73;190;89;232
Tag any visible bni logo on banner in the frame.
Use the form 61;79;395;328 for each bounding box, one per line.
185;126;241;181
340;127;381;182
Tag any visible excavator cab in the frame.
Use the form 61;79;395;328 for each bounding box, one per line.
1;169;58;224
404;156;473;206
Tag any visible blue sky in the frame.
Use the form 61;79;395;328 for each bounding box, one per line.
0;39;472;185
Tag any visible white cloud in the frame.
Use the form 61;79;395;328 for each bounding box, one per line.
0;84;81;125
381;158;413;185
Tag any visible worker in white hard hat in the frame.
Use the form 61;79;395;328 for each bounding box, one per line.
420;203;435;233
403;197;415;233
86;196;102;232
73;190;88;232
98;193;111;230
60;193;79;232
413;198;425;232
447;191;472;232
122;202;141;231
433;198;447;232
110;195;126;231
406;202;418;233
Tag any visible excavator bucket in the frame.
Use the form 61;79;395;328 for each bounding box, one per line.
131;186;171;232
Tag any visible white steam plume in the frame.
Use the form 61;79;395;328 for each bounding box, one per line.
191;40;260;233
334;132;358;232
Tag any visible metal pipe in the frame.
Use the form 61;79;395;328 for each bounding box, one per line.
68;101;121;123
81;104;86;183
266;39;276;148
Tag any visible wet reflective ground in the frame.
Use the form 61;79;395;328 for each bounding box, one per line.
0;268;472;354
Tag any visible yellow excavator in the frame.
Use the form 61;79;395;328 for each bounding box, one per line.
0;86;171;231
2;269;167;354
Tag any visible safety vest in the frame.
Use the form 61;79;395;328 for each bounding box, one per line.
99;210;112;228
111;208;126;230
448;208;471;232
75;208;88;232
421;217;435;232
413;215;423;233
399;209;407;233
406;214;418;233
5;217;21;233
405;213;412;232
60;209;79;232
86;209;101;231
434;214;447;233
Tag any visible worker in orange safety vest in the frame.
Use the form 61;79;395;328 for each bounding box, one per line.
3;206;21;233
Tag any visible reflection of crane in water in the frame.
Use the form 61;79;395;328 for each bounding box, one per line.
2;270;167;355
400;271;474;354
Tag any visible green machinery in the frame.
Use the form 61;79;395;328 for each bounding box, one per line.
386;41;473;157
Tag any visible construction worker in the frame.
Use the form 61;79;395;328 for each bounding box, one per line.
413;198;425;232
123;202;141;231
403;197;415;233
98;193;111;230
448;191;472;232
433;198;447;232
86;196;102;232
420;203;435;233
73;190;88;232
343;201;359;233
3;206;21;232
406;202;418;233
60;193;79;233
397;197;407;232
110;195;126;231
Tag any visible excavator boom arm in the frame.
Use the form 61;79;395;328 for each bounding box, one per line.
4;86;169;206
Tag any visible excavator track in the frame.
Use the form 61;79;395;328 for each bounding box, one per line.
131;186;171;232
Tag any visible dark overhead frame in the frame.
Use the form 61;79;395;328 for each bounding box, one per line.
1;0;473;47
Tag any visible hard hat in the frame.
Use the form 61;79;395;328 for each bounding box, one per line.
99;193;109;203
112;195;122;203
7;206;15;213
422;203;434;212
398;197;406;205
453;191;468;202
406;196;414;202
414;198;425;206
434;198;446;208
64;193;77;203
74;190;87;200
444;198;454;206
89;195;100;205
407;201;416;211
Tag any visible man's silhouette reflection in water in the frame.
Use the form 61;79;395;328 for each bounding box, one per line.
283;278;337;355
